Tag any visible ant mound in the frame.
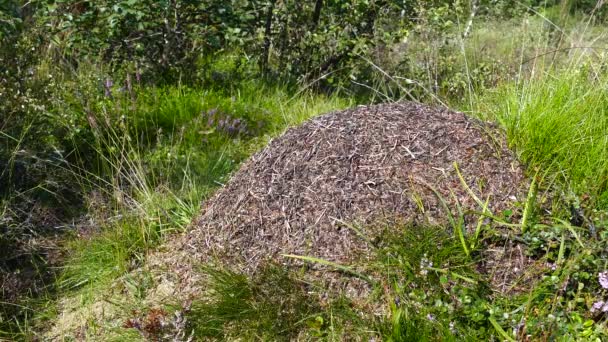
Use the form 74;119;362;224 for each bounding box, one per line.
189;102;527;269
158;102;530;299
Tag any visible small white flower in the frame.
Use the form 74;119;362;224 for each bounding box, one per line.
419;254;432;277
591;301;605;313
599;271;608;289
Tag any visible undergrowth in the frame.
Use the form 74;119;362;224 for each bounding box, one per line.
188;266;328;340
0;80;349;338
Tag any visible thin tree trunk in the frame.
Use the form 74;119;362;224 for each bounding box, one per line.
303;0;324;73
462;0;479;39
311;0;323;32
261;0;277;74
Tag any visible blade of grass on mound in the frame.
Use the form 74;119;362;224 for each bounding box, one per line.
520;171;538;234
281;254;373;283
454;162;490;213
488;316;516;342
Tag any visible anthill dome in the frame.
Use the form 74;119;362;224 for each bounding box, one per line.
171;102;528;277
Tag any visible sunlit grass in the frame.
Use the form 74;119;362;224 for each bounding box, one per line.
473;70;608;205
19;81;351;339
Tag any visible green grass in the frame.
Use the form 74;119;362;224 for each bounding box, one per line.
455;68;608;340
5;80;350;339
473;70;608;205
188;265;324;340
374;225;487;341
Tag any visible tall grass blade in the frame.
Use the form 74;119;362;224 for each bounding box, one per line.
488;316;516;342
281;254;372;283
521;173;538;234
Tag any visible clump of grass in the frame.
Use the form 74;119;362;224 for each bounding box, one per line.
187;265;322;340
475;69;608;206
187;263;379;340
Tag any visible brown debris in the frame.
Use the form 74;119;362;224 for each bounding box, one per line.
153;102;531;300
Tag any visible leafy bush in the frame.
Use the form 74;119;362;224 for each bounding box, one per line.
39;0;261;82
36;0;558;88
